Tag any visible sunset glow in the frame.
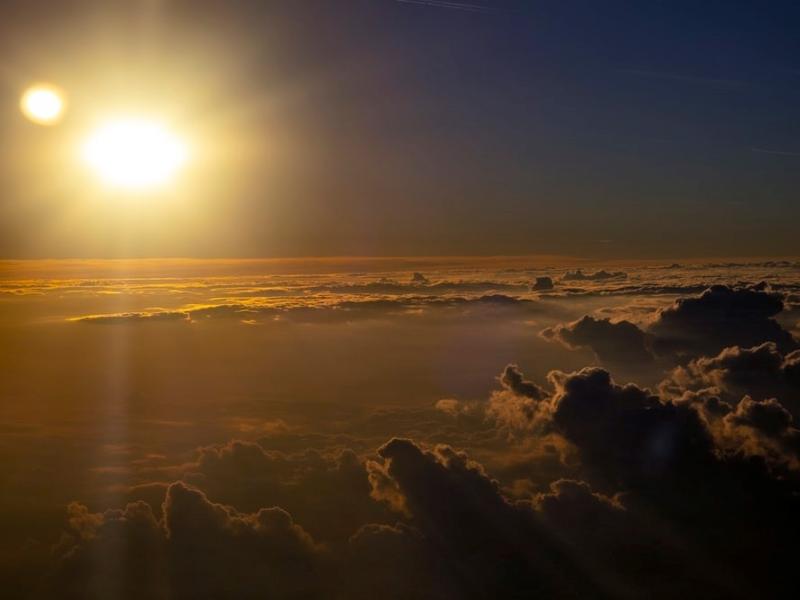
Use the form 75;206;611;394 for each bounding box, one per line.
2;2;799;598
81;119;189;189
20;84;65;125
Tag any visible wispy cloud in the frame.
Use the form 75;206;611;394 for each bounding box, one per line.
751;147;800;157
394;0;493;13
618;68;745;88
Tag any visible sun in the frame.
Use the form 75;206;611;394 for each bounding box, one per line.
20;84;65;125
81;118;190;189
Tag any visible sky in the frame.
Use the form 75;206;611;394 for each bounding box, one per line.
1;0;799;258
3;3;800;599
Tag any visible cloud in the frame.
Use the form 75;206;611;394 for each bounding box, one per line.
542;316;655;364
493;365;800;595
72;294;539;324
720;396;800;469
364;426;800;598
561;269;627;281
49;501;167;598
484;359;800;477
394;0;494;13
72;310;191;324
183;440;389;542
164;482;323;599
48;482;324;599
660;342;800;417
307;279;529;295
483;365;554;434
544;367;715;489
11;261;800;598
649;284;797;357
368;438;600;598
345;521;445;600
499;364;547;400
29;394;800;600
531;276;554;291
542;285;798;366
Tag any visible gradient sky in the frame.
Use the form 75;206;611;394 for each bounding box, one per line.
3;6;800;596
1;0;799;258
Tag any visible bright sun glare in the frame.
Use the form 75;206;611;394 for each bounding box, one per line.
82;119;189;189
20;84;65;125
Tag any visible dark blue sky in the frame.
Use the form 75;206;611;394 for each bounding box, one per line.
1;0;799;257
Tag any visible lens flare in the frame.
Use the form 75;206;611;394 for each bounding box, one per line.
82;119;189;189
20;84;65;125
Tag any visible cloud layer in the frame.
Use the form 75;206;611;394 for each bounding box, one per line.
5;260;800;598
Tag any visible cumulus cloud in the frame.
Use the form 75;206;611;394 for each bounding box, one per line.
542;285;798;366
27;387;800;600
649;284;797;357
720;397;800;469
531;276;554;291
183;440;389;542
660;342;800;416
12;261;800;599
542;316;655;364
545;367;715;490
499;364;547;400
49;501;167;599
164;482;322;599
486;364;800;595
483;365;554;434
411;272;429;284
47;482;324;599
367;438;599;598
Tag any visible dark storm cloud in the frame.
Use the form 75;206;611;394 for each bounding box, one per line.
542;316;655;364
